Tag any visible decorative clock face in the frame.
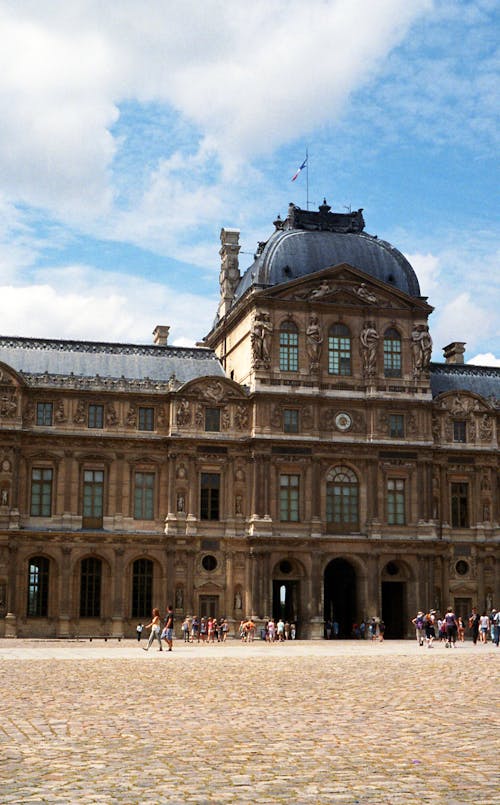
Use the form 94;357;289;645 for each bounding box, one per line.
335;412;352;431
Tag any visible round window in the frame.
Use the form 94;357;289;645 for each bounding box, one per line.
455;560;469;576
385;561;399;576
202;554;218;572
279;559;292;574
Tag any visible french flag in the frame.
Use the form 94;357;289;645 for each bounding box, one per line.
291;157;307;181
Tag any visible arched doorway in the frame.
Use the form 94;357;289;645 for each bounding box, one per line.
271;559;301;630
381;561;407;638
324;558;357;638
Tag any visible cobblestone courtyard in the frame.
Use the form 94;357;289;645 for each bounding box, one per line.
0;639;498;804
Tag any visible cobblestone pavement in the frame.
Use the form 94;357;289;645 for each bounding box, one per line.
0;639;498;804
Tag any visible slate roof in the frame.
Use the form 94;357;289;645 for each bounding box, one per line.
430;362;500;405
0;336;225;384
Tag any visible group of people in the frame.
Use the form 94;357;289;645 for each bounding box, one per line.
412;606;500;648
181;616;230;643
243;618;297;642
138;606;175;651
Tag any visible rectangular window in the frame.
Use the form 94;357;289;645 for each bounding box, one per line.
82;469;104;528
138;407;154;431
283;409;299;434
453;420;466;443
80;557;102;617
279;474;300;522
451;482;469;528
200;473;220;520
205;407;221;432
134;472;155;520
30;468;53;516
27;557;49;617
387;478;405;525
88;404;104;429
36;402;53;426
389;414;405;438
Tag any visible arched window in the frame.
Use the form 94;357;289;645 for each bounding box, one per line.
80;557;102;617
326;466;359;531
328;324;351;375
27;556;49;617
132;558;153;618
383;328;402;377
279;320;299;371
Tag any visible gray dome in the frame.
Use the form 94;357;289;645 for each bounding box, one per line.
234;202;421;302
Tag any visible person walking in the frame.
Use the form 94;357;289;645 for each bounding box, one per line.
143;608;162;651
163;605;174;651
479;612;489;644
412;611;425;646
136;623;144;642
444;607;458;648
468;607;480;645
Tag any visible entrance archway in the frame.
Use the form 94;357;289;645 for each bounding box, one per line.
324;558;357;638
271;558;301;631
381;561;408;638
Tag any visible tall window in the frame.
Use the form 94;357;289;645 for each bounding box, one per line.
30;468;53;516
138;407;154;431
283;409;299;434
328;324;351;375
205;407;221;432
280;474;300;522
451;482;469;527
389;414;405;438
88;404;104;429
82;469;104;528
384;328;402;377
132;558;153;618
453;420;466;443
326;466;359;530
27;556;49;617
36;402;53;426
279;321;299;371
134;472;155;520
387;478;405;525
200;473;220;520
80;557;102;617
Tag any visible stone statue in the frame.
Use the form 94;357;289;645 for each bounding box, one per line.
411;324;433;378
251;312;273;368
355;283;377;304
176;400;191;427
360;322;379;377
306;314;323;369
176;588;184;609
309;280;331;299
176;494;185;513
235;494;243;515
105;402;118;426
234;590;242;610
1;488;8;506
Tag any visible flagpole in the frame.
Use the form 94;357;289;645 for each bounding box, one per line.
306;147;309;210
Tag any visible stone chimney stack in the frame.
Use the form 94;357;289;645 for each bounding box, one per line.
218;228;241;319
443;341;466;364
153;325;170;346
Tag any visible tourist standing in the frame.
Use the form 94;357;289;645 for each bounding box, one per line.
468;607;480;645
412;611;425;646
164;605;174;651
444;607;458;648
136;623;144;642
479;612;489;644
424;611;436;648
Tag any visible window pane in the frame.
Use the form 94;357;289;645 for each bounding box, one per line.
453;421;466;443
134;472;155;520
384;329;402;378
326;466;359;529
389;414;404;438
387;478;405;524
280;474;300;522
328;325;351;375
138;407;154;431
200;473;220;520
80;557;102;617
205;407;221;432
83;470;104;526
132;558;153;618
283;409;299;433
279;322;299;371
88;404;104;429
36;402;53;426
451;482;469;527
27;556;49;617
30;468;53;516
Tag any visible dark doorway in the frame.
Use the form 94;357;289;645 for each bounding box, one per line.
199;595;219;618
324;558;356;638
382;582;405;638
272;580;299;624
454;597;472;624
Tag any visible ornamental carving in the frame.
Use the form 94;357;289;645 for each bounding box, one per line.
0;392;17;419
479;414;493;441
306;315;323;371
302;406;313;429
431;415;441;443
176;399;191;427
221;406;230;430
73;400;87;425
271;406;282;429
354;283;378;304
359;321;379;378
411;323;432;379
195;404;204;428
126;404;137;427
105;402;118;426
54;399;67;423
23;400;35;425
251;311;273;369
234;404;249;430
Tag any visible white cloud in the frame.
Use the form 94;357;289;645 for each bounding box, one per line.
467;353;500;368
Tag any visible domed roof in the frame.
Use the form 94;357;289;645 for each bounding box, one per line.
233;201;421;303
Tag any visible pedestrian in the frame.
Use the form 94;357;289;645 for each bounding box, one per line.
277;618;285;642
136;623;144;642
191;616;199;643
412;611;425;646
444;607;458;648
378;621;385;641
424;610;436;648
479;612;489;644
199;617;207;643
163;605;174;651
181;617;190;643
143;608;162;651
457;616;465;643
284;621;290;640
468;607;480;645
492;609;500;647
290;622;296;640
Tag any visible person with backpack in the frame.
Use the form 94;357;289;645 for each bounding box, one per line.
412;611;425;646
444;607;458;648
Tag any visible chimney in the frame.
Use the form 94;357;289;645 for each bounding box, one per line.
443;341;466;364
153;325;170;346
218;227;241;319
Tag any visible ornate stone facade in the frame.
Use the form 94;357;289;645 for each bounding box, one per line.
0;202;498;639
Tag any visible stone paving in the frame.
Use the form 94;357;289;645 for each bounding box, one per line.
0;638;498;804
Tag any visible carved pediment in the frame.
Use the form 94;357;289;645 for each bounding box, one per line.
178;376;247;401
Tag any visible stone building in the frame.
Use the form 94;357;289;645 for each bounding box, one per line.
0;200;498;638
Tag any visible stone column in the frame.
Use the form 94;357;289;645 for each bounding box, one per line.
225;551;234;616
186;549;195;615
5;541;18;637
111;547;125;636
365;554;379;619
165;545;175;608
58;545;72;636
245;549;254;616
309;551;324;638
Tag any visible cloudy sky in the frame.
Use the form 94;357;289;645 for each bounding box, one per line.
0;0;498;364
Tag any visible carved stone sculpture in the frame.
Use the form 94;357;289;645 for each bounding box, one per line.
306;314;323;370
251;312;273;369
176;400;191;427
360;322;379;377
73;400;87;425
234;404;249;430
411;324;433;378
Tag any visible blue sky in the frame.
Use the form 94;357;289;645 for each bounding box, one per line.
0;0;498;364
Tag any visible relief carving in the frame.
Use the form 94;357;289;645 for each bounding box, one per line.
221;405;231;430
126;404;137;427
23;400;35;426
234;404;249;430
176;400;191;427
354;283;378;304
73;400;87;425
0;392;18;418
479;414;493;441
411;323;433;378
54;399;67;423
105;402;118;426
270;406;282;429
251;311;273;369
195;405;204;428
